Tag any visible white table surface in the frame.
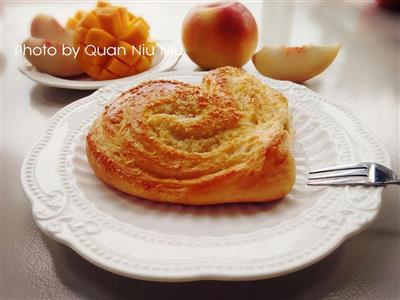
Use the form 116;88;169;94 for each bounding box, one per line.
1;1;399;299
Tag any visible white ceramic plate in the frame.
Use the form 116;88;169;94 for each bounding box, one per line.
18;41;182;90
21;71;390;282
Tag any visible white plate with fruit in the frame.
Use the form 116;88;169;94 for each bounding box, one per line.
18;40;181;90
18;2;182;90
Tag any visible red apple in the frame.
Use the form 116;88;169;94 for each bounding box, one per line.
376;0;400;11
182;1;258;70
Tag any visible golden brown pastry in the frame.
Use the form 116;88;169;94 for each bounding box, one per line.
86;67;295;205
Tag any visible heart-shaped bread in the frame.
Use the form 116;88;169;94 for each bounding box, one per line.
86;67;295;205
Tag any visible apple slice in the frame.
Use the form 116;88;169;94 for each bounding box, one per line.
23;37;83;77
23;14;83;77
31;14;75;46
252;44;341;83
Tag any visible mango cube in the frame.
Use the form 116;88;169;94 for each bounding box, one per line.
68;1;155;80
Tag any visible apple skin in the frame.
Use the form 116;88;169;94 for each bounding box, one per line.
182;1;258;70
376;0;400;11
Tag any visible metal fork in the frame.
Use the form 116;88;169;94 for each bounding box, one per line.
307;162;400;186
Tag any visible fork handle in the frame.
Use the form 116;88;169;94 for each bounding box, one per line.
386;180;400;185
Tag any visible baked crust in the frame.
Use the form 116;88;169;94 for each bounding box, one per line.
86;67;296;205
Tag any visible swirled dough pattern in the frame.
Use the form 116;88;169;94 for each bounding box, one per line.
86;67;295;205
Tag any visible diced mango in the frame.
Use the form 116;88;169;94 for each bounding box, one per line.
98;69;116;80
117;7;131;30
123;18;149;47
75;10;87;19
139;17;150;30
85;28;117;48
69;1;155;80
97;1;111;8
74;27;88;45
135;56;150;73
79;12;100;29
96;7;125;37
127;12;136;22
117;41;140;66
79;60;102;78
66;18;79;30
128;66;137;75
106;57;130;76
81;49;108;66
66;10;86;30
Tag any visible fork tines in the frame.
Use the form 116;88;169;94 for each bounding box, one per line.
307;163;369;186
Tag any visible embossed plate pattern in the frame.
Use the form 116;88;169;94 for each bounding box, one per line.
21;72;390;281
